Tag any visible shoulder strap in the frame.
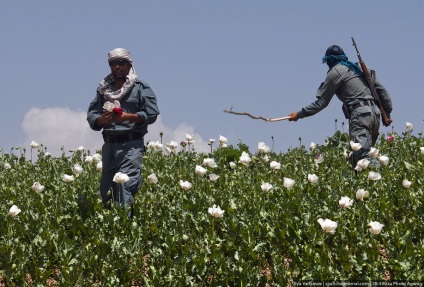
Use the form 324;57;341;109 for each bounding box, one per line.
370;70;376;86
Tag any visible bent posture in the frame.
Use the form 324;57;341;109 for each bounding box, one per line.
288;45;392;168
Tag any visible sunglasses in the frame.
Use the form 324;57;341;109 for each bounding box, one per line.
109;60;129;67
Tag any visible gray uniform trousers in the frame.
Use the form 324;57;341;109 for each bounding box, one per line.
100;139;144;217
348;105;380;167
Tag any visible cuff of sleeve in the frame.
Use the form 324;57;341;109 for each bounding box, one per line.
137;112;148;127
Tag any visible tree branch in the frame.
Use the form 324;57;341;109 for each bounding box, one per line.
223;108;290;122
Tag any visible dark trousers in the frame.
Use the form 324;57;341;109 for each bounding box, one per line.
100;139;144;217
349;106;380;168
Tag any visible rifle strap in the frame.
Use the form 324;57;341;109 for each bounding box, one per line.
370;70;376;86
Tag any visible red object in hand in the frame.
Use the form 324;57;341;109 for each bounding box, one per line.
113;107;123;116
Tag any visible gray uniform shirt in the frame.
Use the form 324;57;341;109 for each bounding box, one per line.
298;64;392;118
87;80;160;136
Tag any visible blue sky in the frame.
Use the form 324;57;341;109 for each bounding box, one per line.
1;1;423;156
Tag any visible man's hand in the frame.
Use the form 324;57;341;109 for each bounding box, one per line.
96;111;143;126
113;112;143;124
288;112;300;122
383;117;393;127
96;111;113;127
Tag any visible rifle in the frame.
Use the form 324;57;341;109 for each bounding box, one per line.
351;37;392;126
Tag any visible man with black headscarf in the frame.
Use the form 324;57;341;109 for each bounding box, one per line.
87;48;160;217
287;45;393;168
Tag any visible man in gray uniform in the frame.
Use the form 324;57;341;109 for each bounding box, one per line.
287;45;392;168
87;48;160;217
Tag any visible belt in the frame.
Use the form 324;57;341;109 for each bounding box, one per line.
103;133;143;143
349;99;375;112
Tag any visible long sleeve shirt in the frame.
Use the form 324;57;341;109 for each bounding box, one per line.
87;80;160;136
298;64;392;119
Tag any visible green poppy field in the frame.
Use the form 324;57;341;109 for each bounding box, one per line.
1;129;423;286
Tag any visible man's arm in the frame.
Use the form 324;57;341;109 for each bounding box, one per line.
87;93;105;131
113;112;143;124
288;71;338;121
374;73;393;119
136;85;160;127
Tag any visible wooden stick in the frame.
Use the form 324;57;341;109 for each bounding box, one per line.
223;109;290;122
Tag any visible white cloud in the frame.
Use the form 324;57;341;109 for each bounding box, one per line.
20;107;209;157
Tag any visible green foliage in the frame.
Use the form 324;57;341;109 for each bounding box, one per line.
0;130;423;285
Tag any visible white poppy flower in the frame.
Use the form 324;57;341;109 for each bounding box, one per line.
368;221;384;234
147;141;163;151
113;172;130;183
154;140;165;151
378;155;389;166
185;134;194;141
219;135;228;147
84;155;94;164
203;158;218;168
179;180;192;190
262;155;270;162
308;174;319;184
258;142;270;153
32;182;44;193
147;174;158;184
62;174;75;182
165;141;178;153
73;164;83;175
229;162;236;169
261;182;273;192
355;158;370;171
368;147;379;158
195;165;207;176
317;218;338;234
4;163;11;170
147;141;155;151
208;174;219;181
402;180;412;189
339;196;353;208
96;161;102;172
208;204;225;218
103;101;114;112
368;171;381;181
9;205;21;217
239;151;251;166
310;142;317;151
356;189;369;201
77;146;84;152
44;152;52;158
156;142;164;151
185;134;195;145
350;141;362;151
209;138;216;144
283;177;295;190
92;154;102;164
314;154;324;164
30;141;39;148
103;100;120;112
167;140;179;149
406;122;413;131
270;161;281;170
